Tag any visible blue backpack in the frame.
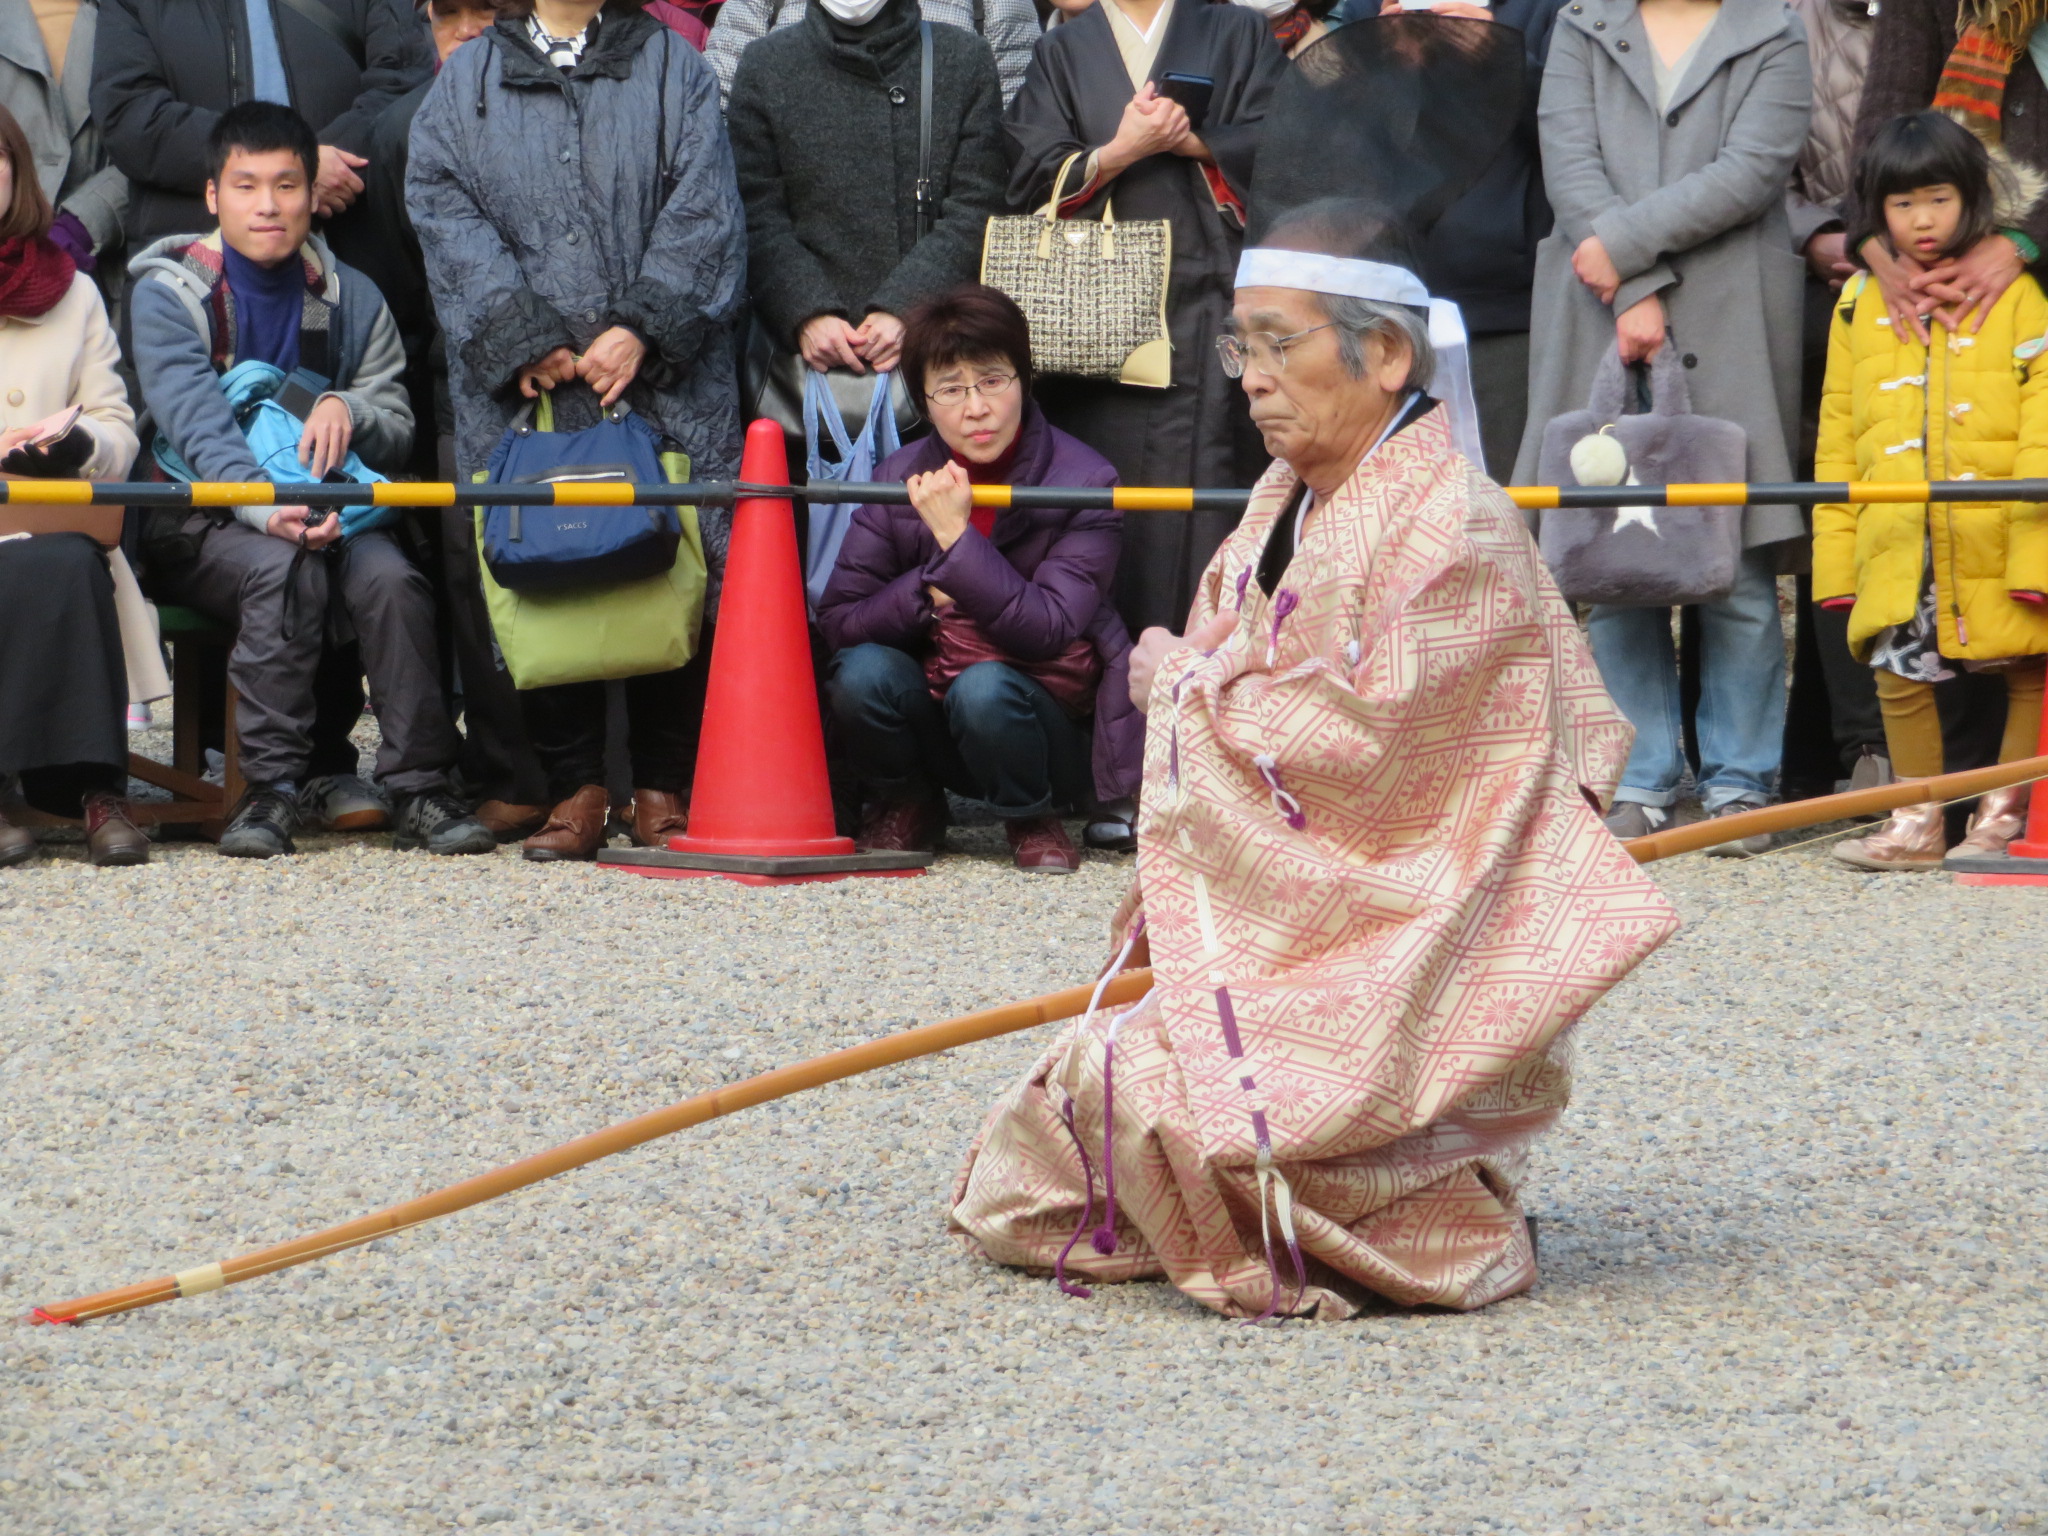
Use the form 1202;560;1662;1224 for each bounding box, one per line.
480;398;683;594
152;360;398;540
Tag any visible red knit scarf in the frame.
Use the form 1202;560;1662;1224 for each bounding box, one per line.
0;234;74;319
1934;0;2048;143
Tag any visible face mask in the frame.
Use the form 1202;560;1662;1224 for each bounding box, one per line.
817;0;891;23
1234;0;1297;17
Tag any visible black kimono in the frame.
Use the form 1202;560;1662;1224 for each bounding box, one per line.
1005;0;1285;637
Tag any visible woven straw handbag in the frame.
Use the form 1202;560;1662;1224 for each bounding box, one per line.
980;152;1173;388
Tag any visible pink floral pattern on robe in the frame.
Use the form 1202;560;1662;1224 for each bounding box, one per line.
952;408;1679;1318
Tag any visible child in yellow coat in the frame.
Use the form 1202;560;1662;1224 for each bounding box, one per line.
1815;111;2048;869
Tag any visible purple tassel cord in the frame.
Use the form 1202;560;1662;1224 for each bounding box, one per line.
1053;1093;1098;1299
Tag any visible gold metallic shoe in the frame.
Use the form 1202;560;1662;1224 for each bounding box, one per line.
1951;784;2030;858
1833;786;1947;871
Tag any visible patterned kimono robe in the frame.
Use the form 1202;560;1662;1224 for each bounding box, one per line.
951;405;1680;1319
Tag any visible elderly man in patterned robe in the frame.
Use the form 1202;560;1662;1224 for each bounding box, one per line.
950;205;1681;1319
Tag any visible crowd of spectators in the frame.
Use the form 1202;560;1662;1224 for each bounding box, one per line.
0;0;2043;876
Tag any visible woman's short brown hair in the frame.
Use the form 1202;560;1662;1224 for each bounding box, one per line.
0;103;53;242
900;283;1034;402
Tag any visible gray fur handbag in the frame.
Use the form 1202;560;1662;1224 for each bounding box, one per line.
1533;345;1747;607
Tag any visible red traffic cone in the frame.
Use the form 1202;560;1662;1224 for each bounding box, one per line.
601;419;927;886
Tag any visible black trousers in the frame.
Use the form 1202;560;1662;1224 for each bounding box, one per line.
519;637;713;804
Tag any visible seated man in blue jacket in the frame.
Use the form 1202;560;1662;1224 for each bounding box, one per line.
131;100;490;860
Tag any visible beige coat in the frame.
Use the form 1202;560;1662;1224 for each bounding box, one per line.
0;270;165;702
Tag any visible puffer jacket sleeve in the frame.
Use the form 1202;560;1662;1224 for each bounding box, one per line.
868;37;1010;320
1811;279;1862;603
923;492;1120;662
2006;279;2048;595
606;34;748;390
405;51;576;396
979;0;1042;107
816;503;934;651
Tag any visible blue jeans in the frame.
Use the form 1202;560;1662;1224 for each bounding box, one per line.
827;642;1091;818
1587;547;1787;811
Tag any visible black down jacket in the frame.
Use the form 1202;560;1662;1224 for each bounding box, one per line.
90;0;432;248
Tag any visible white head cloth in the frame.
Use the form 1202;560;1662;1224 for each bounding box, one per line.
1234;249;1487;471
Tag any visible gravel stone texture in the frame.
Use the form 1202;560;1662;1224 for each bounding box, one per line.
3;780;2044;1534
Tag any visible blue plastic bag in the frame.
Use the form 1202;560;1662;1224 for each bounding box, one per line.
152;360;397;540
480;398;683;594
803;369;900;609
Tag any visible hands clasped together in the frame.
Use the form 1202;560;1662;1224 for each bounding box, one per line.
1861;232;2028;345
1569;234;1668;364
799;311;906;375
517;326;650;408
1097;81;1211;180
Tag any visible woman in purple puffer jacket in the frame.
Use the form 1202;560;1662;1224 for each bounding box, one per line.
816;284;1141;873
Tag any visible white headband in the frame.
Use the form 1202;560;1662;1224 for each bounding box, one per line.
1231;246;1487;469
1234;250;1433;309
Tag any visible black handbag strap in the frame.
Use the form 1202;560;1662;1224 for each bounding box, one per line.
915;20;934;241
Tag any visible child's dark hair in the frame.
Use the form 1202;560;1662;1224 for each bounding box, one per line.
1851;111;1998;260
206;101;320;186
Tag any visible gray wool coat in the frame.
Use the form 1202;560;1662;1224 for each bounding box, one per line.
0;0;126;258
726;0;1008;350
406;13;746;607
1514;0;1811;549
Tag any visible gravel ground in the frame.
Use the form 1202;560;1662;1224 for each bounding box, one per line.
3;770;2045;1535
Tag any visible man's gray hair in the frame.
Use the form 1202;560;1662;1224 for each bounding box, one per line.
1312;292;1435;392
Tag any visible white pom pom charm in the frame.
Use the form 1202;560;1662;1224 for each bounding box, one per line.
1569;425;1629;487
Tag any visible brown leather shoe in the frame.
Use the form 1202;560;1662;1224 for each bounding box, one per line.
858;795;947;853
625;788;688;848
1006;815;1080;873
521;785;610;862
0;807;37;867
83;793;149;867
475;799;549;843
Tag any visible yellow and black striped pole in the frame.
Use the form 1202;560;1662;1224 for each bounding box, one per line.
1;477;2041;513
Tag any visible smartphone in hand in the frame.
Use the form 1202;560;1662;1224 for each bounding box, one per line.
1157;73;1214;134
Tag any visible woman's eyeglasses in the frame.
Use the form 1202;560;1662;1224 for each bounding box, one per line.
926;373;1020;407
1214;323;1336;378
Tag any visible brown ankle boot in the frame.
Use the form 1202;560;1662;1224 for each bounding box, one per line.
522;785;610;862
1833;783;1947;870
0;807;37;867
1952;784;2030;857
626;788;688;848
474;799;548;843
83;792;150;867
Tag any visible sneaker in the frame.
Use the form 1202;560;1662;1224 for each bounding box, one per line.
126;702;154;731
391;790;497;855
218;783;299;859
302;773;390;832
1601;801;1668;841
1703;799;1772;858
857;795;947;854
1006;815;1081;872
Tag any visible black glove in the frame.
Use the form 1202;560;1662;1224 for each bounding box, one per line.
2;423;94;478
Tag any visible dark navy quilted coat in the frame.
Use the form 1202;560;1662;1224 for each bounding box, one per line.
406;11;746;610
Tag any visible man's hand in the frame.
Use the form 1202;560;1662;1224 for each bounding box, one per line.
297;395;355;479
1615;293;1665;363
1129;611;1237;713
855;311;905;372
517;345;579;399
1916;231;2027;336
578;326;646;408
266;505;343;548
1572;235;1622;305
313;145;367;218
907;460;973;549
1861;238;1934;344
800;314;866;374
1803;229;1856;288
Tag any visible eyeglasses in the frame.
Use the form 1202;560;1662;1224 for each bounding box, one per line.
926;373;1020;407
1215;324;1337;378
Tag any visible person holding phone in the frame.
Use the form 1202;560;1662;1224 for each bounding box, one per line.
1005;0;1286;638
